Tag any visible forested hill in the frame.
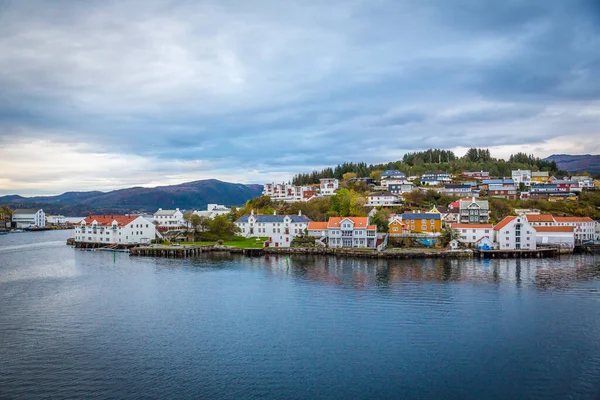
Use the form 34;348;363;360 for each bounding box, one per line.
293;149;567;185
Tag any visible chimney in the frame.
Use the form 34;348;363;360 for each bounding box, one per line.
273;210;277;215
251;210;254;215
298;210;302;216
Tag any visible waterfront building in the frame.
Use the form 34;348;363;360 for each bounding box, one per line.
319;178;339;196
306;221;328;238
74;215;156;245
534;226;575;248
459;198;489;224
313;217;377;249
0;212;10;231
153;208;185;228
236;210;311;238
451;223;493;246
46;215;67;225
366;192;402;207
402;212;442;234
553;216;595;243
12;209;45;228
388;217;410;236
493;216;536;250
525;214;556;227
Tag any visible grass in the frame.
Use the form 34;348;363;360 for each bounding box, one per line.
179;236;269;249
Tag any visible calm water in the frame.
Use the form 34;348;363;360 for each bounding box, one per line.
1;231;600;399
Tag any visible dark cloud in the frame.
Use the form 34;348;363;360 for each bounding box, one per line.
0;0;599;192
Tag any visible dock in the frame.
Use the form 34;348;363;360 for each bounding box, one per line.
475;248;559;259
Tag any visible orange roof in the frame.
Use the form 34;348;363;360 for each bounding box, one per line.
327;217;370;229
493;216;516;231
451;224;493;229
307;221;328;230
83;215;138;226
367;225;377;230
553;216;594;223
534;226;574;232
525;214;555;223
389;219;408;226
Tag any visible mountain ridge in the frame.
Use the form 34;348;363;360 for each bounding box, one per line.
544;154;600;174
0;179;263;216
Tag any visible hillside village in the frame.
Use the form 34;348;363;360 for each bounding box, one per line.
2;148;600;254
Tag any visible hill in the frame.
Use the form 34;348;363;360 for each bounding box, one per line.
544;154;600;174
0;179;263;216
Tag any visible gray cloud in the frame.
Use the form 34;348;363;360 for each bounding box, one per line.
0;0;599;193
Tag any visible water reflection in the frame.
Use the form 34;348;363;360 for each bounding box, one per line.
250;254;600;293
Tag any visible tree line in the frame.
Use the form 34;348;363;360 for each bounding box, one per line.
292;148;567;185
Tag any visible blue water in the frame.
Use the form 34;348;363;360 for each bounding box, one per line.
1;231;600;399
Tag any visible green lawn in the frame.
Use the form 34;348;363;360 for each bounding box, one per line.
179;237;269;249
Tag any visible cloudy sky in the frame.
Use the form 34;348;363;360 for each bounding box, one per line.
1;0;599;195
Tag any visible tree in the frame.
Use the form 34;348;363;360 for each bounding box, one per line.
439;227;461;247
370;209;389;233
209;214;239;239
190;214;202;233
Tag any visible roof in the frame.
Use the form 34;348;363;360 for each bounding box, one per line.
368;191;398;197
236;214;312;223
534;226;575;233
12;208;40;214
389;218;407;226
307;221;328;230
327;217;374;229
459;198;489;208
154;209;180;216
382;170;405;177
493;216;517;231
482;179;514;185
445;184;473;189
83;215;138;226
402;213;441;220
532;171;549;177
451;224;493;229
553;216;594;223
525;214;555;223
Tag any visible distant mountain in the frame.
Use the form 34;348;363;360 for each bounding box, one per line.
544;154;600;174
0;179;263;216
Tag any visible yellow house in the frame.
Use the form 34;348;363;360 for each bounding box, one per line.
531;171;550;183
388;218;409;235
402;213;442;233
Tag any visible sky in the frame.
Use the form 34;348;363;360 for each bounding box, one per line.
1;0;600;195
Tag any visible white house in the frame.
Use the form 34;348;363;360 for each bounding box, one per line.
381;170;406;180
319;178;339;196
366;192;402;207
451;223;493;246
534;226;575;248
46;215;66;225
154;208;185;228
74;215;156;245
262;183;317;202
12;209;45;228
493;216;536;250
387;183;415;195
511;169;532;186
553;216;595;243
193;204;232;219
235;210;312;238
309;217;376;249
